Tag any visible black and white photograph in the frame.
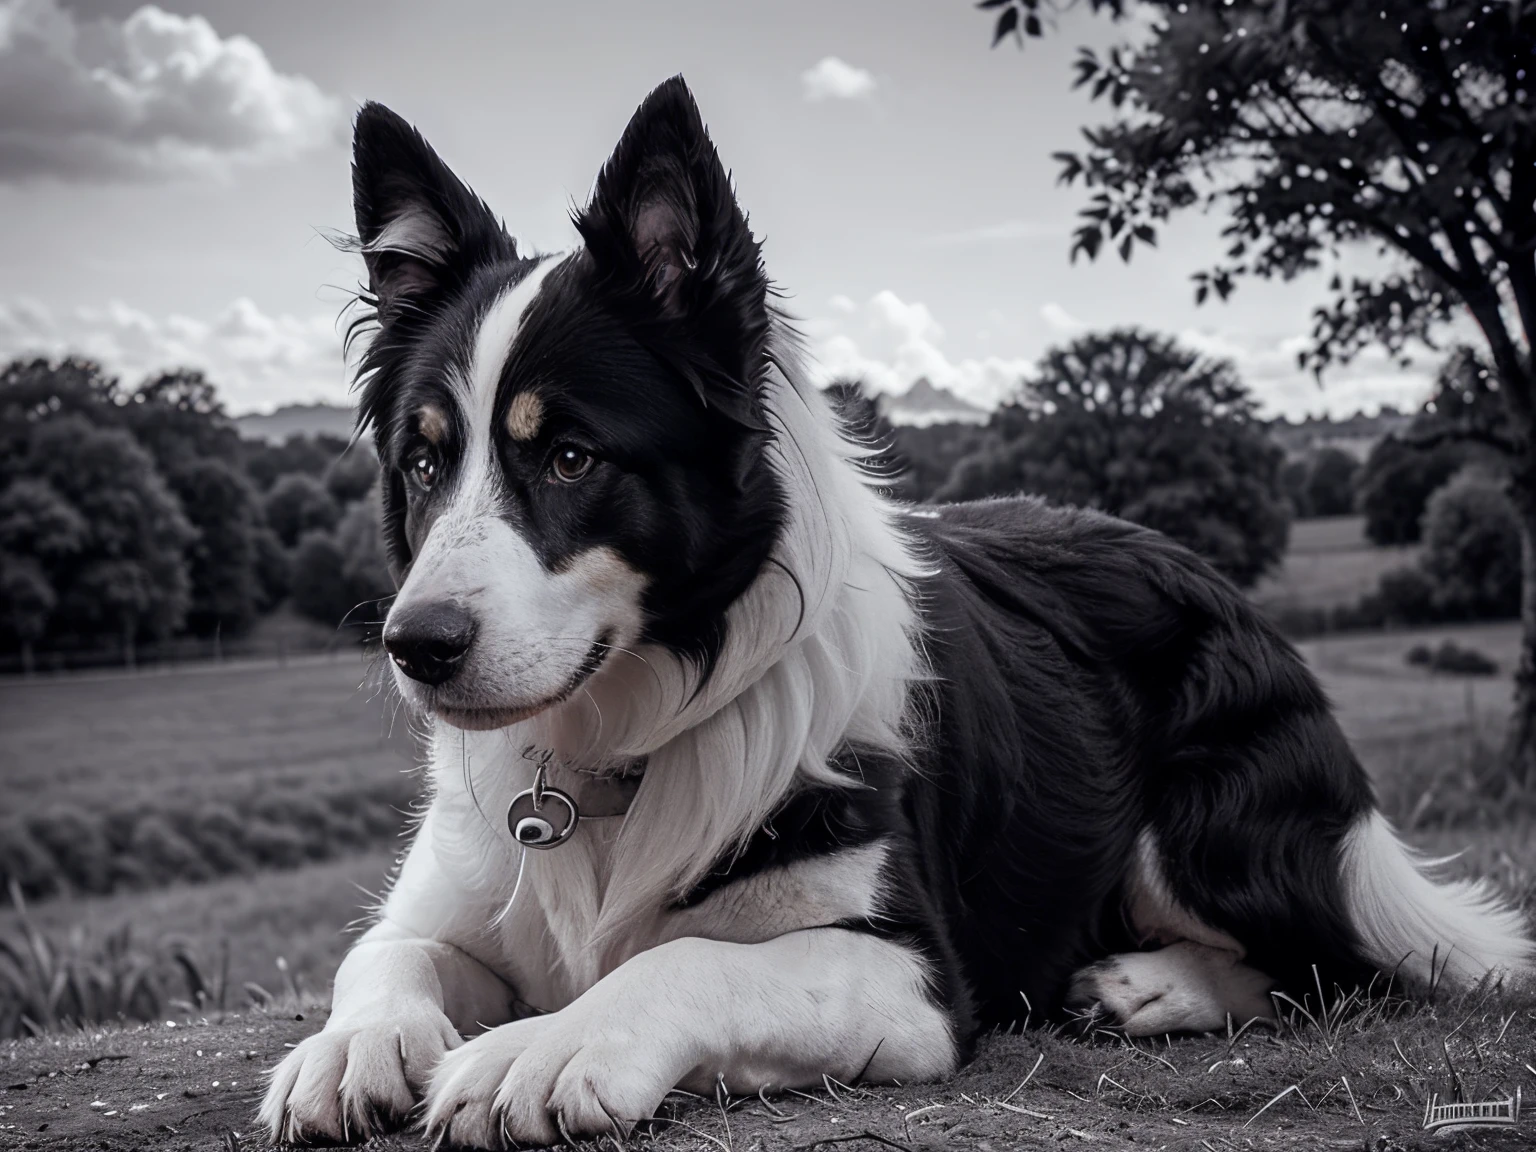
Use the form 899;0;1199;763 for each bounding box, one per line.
1;1;1534;1149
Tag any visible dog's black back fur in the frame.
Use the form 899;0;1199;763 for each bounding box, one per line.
909;499;1376;1033
686;496;1378;1048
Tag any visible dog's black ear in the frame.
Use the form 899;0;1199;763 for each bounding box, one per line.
351;103;511;317
576;77;770;427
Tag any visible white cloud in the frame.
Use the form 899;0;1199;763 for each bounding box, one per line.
0;296;349;412
0;0;346;181
1039;302;1086;335
809;289;1032;409
800;56;877;102
805;290;1440;421
1176;325;1439;419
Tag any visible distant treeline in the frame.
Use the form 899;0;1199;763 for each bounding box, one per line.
0;358;392;672
862;341;1518;634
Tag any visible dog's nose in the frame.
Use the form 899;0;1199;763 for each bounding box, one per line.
383;602;476;686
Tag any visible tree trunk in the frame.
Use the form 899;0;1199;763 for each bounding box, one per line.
1502;462;1536;788
122;616;136;673
21;640;34;678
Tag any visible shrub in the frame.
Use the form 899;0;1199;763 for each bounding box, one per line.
130;816;213;886
0;821;59;900
264;473;340;549
1420;472;1522;620
1404;640;1499;676
182;804;257;874
5;781;417;904
1357;437;1472;545
241;820;308;869
1368;565;1438;627
1302;447;1360;518
27;808;113;895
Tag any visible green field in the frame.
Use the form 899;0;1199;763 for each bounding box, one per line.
0;654;421;905
2;653;415;814
1;619;1530;1000
1252;515;1421;613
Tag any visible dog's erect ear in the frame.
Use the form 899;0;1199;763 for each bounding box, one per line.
576;77;770;426
351;102;511;317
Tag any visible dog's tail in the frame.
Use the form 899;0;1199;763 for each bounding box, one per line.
1341;811;1535;991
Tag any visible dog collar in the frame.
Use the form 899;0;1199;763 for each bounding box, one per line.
507;748;643;849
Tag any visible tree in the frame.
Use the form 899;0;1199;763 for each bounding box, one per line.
119;370;245;471
264;473;341;549
936;329;1290;586
165;459;263;637
290;490;393;628
24;415;193;659
1358;437;1470;545
1421;471;1522;620
323;443;380;506
1302;447;1360;518
0;478;87;673
986;0;1536;780
0;555;55;675
245;433;354;491
1357;348;1507;543
250;526;291;612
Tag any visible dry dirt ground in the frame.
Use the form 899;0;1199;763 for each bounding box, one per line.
3;998;1532;1152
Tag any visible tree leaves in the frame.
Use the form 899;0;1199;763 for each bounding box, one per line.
991;5;1019;47
1011;0;1534;414
982;0;1126;50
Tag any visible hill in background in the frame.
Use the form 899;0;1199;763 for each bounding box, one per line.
235;403;356;444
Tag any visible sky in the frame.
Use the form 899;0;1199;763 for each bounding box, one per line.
0;0;1446;419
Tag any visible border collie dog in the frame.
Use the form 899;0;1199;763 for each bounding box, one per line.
262;78;1533;1147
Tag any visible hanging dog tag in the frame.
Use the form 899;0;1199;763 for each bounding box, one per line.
506;749;579;849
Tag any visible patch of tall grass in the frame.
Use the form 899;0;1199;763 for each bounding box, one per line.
0;880;282;1040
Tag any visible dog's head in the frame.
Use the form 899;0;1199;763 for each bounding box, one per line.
353;78;785;730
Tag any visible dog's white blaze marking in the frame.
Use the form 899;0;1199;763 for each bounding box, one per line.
505;391;544;441
387;256;650;719
1341;811;1534;989
451;256;563;516
1126;829;1245;956
1072;942;1275;1037
662;840;890;945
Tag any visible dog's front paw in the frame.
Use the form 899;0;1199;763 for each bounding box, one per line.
259;1008;460;1144
423;1010;683;1148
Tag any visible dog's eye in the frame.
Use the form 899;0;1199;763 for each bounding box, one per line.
550;446;595;484
406;448;439;491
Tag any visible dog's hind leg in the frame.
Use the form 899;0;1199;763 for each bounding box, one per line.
1066;830;1277;1035
1067;941;1274;1035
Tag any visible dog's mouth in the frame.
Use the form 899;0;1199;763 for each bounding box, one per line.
433;633;612;731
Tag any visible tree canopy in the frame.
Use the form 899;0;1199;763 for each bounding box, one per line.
984;0;1536;779
938;328;1290;586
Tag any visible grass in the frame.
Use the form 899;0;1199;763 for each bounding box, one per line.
0;850;396;1023
2;981;1531;1148
1;651;413;815
1253;514;1421;613
1;615;1534;1144
0;653;419;901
